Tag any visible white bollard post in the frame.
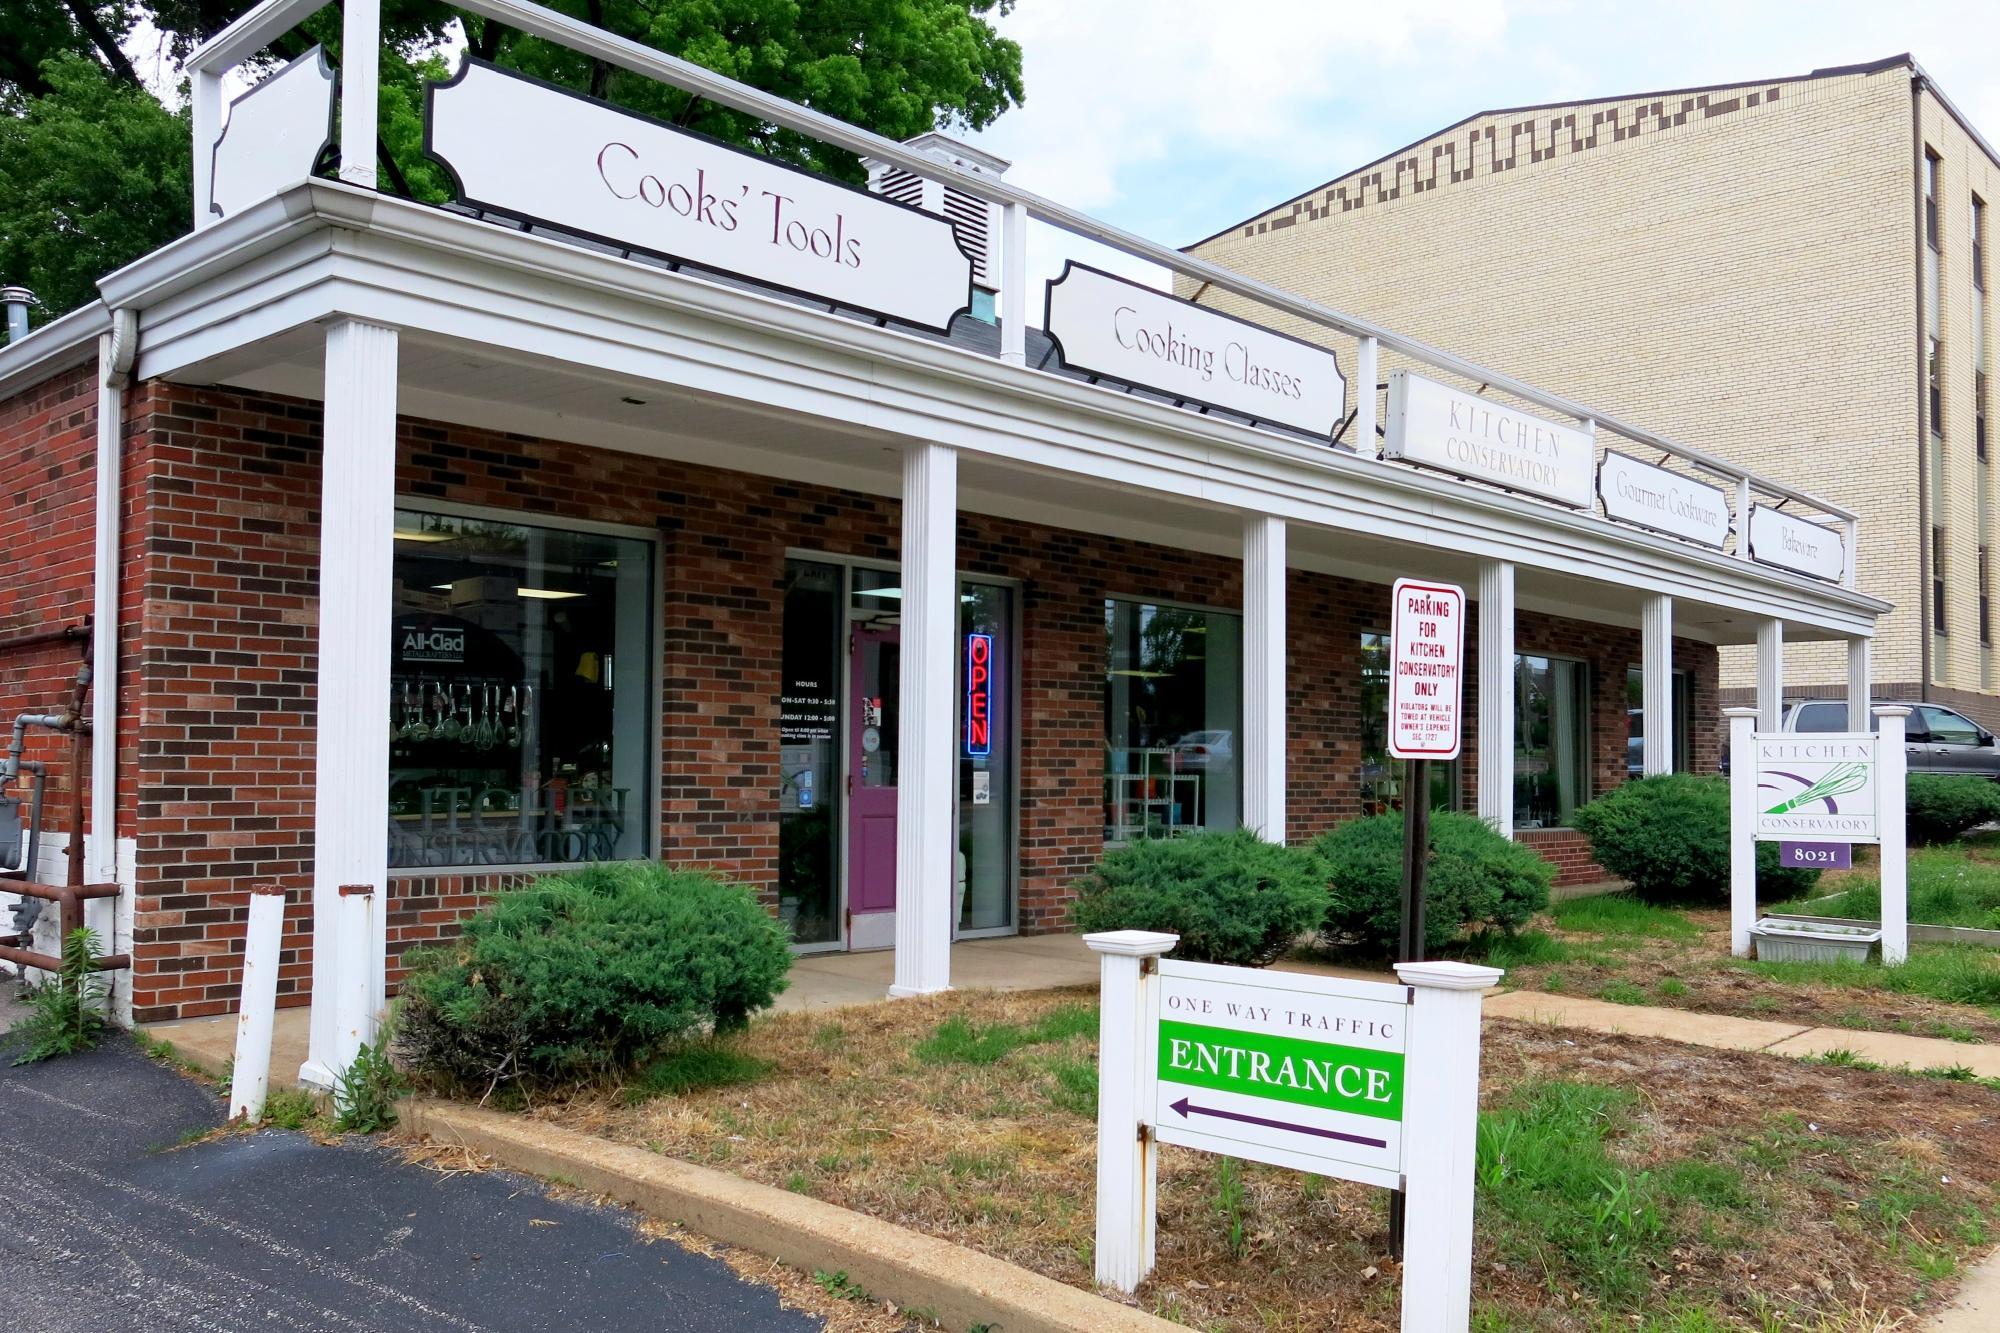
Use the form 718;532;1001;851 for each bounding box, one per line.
1085;929;1178;1294
229;883;288;1121
1875;706;1911;966
1395;960;1503;1333
1726;707;1759;958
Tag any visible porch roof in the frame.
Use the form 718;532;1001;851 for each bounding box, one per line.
7;178;1889;646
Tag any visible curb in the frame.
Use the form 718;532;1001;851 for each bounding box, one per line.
401;1099;1180;1333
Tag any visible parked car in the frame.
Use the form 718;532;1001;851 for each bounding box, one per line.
1778;699;2000;780
1170;730;1234;772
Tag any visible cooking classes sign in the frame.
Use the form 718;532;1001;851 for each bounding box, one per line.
1387;577;1465;761
1042;263;1347;437
1154;959;1407;1187
425;59;974;332
1754;735;1879;843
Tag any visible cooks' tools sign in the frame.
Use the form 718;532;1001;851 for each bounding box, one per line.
1085;932;1500;1331
425;59;973;332
1387;577;1465;761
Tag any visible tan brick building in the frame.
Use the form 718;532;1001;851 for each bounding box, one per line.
1190;56;1997;727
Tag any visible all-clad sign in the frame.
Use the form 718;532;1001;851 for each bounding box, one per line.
1042;263;1346;437
425;59;973;332
1597;451;1732;549
1748;505;1845;582
1384;371;1595;508
1153;959;1407;1187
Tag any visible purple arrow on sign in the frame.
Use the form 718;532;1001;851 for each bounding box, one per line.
1167;1097;1388;1150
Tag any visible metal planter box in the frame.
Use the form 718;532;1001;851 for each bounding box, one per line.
1750;919;1881;964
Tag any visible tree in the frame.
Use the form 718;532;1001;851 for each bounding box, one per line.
1;1;1025;325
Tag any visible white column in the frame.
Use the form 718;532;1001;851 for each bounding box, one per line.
1725;707;1758;958
340;0;381;188
1875;706;1910;966
999;203;1027;365
1477;560;1515;837
1085;929;1177;1294
301;319;398;1091
1847;639;1873;732
191;69;222;226
1352;337;1379;455
1641;594;1673;776
1395;959;1503;1333
890;441;958;998
1242;514;1287;840
1756;618;1784;730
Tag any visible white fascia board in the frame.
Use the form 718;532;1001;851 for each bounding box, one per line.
106;181;1889;639
0;303;110;401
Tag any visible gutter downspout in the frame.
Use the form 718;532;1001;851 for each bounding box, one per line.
1913;71;1933;703
93;308;135;1014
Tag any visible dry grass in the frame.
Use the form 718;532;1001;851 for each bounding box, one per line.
509;988;2000;1332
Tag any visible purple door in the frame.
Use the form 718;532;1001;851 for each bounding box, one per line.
847;627;900;944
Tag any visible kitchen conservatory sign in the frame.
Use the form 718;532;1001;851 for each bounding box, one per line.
1597;450;1732;549
425;59;974;332
1747;505;1845;582
1043;264;1346;437
1383;372;1595;508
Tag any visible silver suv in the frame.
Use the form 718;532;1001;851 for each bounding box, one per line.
1782;699;2000;780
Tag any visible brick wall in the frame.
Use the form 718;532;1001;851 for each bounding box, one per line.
107;381;1715;1019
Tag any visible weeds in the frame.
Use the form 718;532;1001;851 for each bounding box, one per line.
914;1004;1096;1066
1597;980;1646;1006
1552;895;1699;941
1211;1156;1249;1260
9;927;109;1065
623;1041;771;1103
333;1030;404;1133
259;1086;322;1130
811;1270;869;1301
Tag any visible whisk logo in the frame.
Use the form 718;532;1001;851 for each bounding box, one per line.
1754;739;1879;840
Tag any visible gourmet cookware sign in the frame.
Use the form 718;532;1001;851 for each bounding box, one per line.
1042;263;1346;437
1383;371;1595;508
1597;450;1732;549
425;59;974;331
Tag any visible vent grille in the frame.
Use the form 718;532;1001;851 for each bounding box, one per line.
876;169;925;207
943;186;991;282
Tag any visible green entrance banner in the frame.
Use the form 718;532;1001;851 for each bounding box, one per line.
1157;1018;1404;1121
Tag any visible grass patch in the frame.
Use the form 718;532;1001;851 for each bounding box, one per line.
1787;843;2000;930
1597;980;1647;1006
914;1004;1096;1066
1746;943;2000;1011
258;1086;325;1130
1552;894;1700;941
1468;928;1571;968
1655;977;1689;998
623;1041;772;1103
1040;1051;1098;1118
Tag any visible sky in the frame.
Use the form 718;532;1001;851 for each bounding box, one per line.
962;0;2000;293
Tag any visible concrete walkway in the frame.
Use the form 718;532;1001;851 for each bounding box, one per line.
1485;989;2000;1077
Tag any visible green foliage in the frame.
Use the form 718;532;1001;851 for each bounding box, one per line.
1550;893;1698;940
914;1004;1095;1065
623;1040;771;1104
1040;1051;1098;1118
259;1086;323;1130
1597;980;1646;1005
395;863;792;1093
1314;812;1551;956
1069;829;1327;966
1749;942;2000;1010
1905;775;2000;847
1572;774;1819;905
333;1030;405;1133
812;1270;870;1302
0;55;192;322
1788;842;2000;929
1210;1156;1249;1260
10;926;109;1065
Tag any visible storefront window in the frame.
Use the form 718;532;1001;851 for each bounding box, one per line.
1104;600;1241;840
1624;666;1691;777
960;583;1015;931
779;559;843;945
1359;631;1458;814
388;509;653;868
1514;654;1589;829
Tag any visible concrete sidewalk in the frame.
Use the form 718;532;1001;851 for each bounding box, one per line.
1485;989;2000;1078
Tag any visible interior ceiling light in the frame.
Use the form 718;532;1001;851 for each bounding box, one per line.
393;529;455;543
516;587;585;600
856;586;902;599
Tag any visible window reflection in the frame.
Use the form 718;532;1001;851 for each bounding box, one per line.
1104;601;1241;840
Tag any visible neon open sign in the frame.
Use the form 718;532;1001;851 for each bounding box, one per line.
964;632;993;757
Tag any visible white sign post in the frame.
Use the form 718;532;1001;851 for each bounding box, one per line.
426;59;973;332
1085;931;1501;1331
1728;705;1908;964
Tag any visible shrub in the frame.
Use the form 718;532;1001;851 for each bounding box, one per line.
1905;775;2000;846
1314;812;1551;955
1571;774;1817;905
1068;829;1326;966
396;863;792;1093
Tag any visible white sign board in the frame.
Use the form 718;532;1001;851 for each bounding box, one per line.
1154;959;1408;1188
1747;505;1846;582
1043;263;1346;437
1597;450;1732;549
1752;733;1879;843
209;47;334;220
1387;578;1465;761
1383;371;1596;508
426;59;973;332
